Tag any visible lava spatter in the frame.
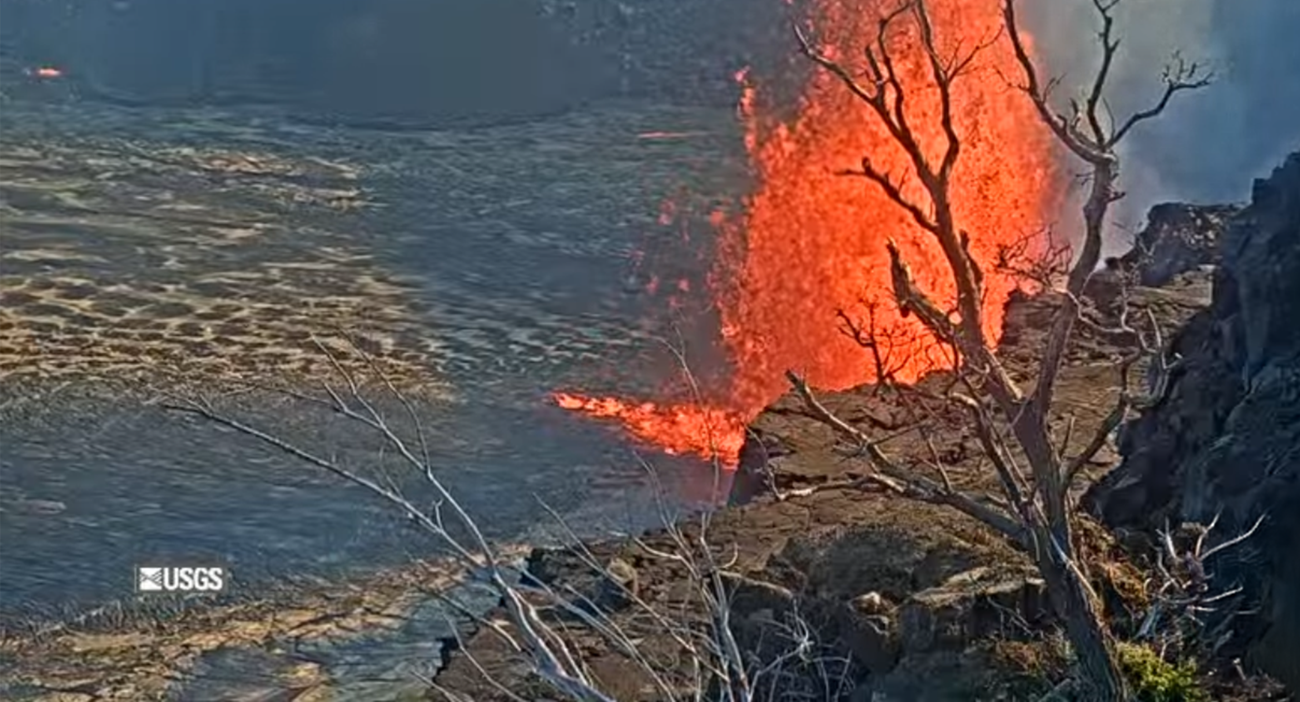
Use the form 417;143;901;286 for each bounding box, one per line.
557;0;1062;467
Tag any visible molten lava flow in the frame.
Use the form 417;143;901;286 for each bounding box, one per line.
24;66;64;79
556;0;1062;468
553;393;748;464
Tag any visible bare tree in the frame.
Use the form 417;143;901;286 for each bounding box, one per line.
786;0;1212;698
1137;512;1265;662
164;337;848;701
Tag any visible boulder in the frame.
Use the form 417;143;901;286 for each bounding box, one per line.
1117;203;1242;287
1085;152;1300;690
897;567;1049;655
836;592;902;675
523;547;639;616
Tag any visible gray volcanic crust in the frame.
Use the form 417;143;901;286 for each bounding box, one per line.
0;98;746;615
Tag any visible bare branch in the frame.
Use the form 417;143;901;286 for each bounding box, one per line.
837;305;900;390
1063;396;1127;487
994;226;1073;291
948;390;1034;521
1066;297;1179;489
1083;0;1121;145
1138;514;1266;658
1200;514;1266;563
1003;0;1107;164
886;239;960;344
1108;52;1212;148
786;370;1026;543
836;157;938;233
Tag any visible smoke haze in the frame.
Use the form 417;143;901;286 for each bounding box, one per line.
1022;0;1300;249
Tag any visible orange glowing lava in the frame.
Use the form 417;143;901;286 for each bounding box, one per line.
554;393;748;464
556;0;1062;468
26;66;64;79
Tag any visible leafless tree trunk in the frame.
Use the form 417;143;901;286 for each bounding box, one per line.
789;0;1210;698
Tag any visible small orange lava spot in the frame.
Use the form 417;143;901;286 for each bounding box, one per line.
28;66;64;79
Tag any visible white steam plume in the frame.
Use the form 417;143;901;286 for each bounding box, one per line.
1021;0;1300;252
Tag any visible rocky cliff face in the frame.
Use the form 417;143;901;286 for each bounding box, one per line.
1114;203;1241;287
1085;152;1300;689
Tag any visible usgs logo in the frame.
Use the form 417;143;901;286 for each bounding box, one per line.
136;566;226;593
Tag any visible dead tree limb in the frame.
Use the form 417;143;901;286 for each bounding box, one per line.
786;370;1027;543
1138;513;1265;660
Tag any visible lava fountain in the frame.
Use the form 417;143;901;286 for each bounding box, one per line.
555;0;1062;467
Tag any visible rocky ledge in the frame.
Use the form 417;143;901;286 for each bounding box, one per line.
433;158;1298;701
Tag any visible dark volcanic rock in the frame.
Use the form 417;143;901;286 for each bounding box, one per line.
1117;203;1242;287
897;567;1049;655
1085;152;1300;690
